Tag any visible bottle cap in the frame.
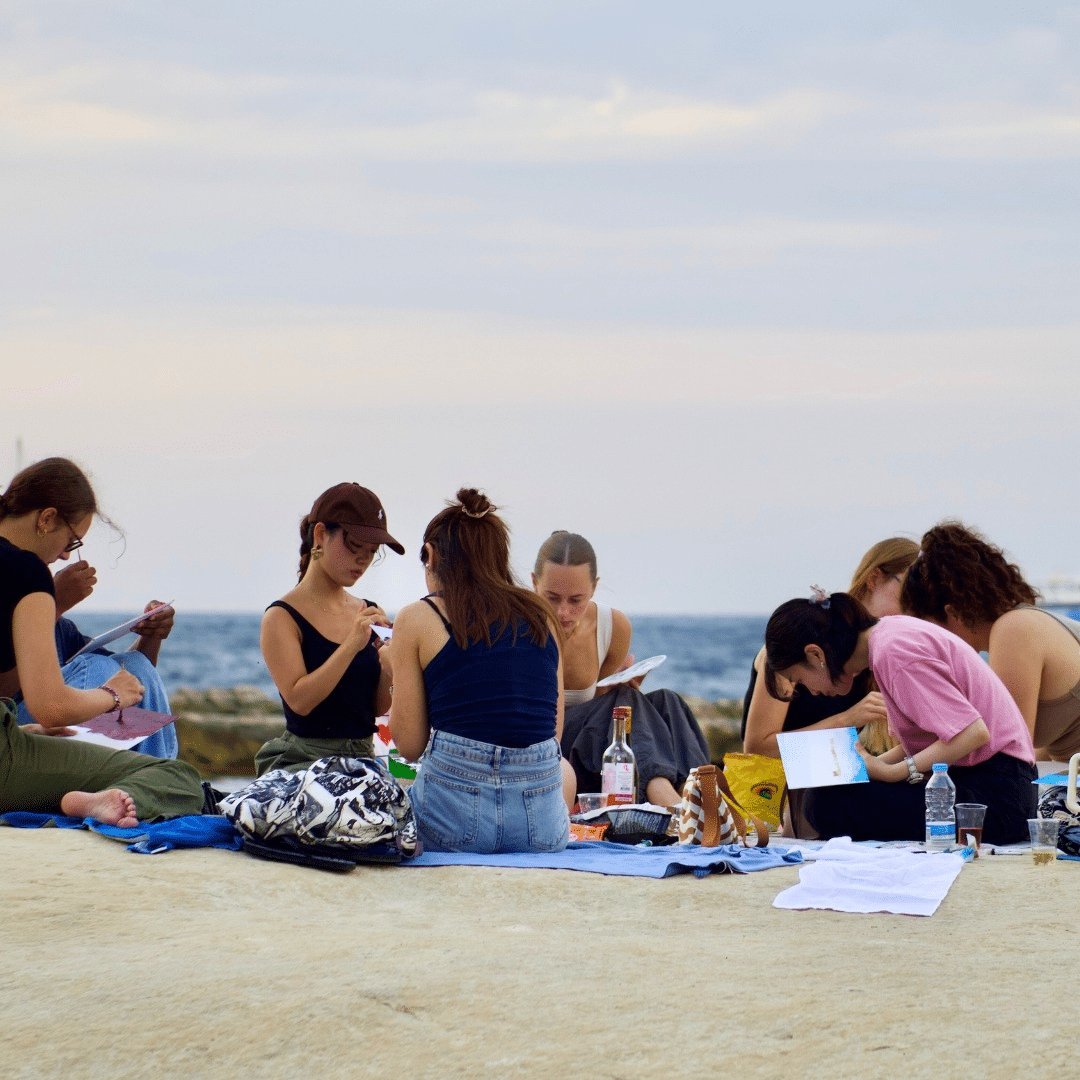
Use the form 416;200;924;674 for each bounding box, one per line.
931;762;948;772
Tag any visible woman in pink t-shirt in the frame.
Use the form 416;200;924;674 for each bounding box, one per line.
763;592;1037;844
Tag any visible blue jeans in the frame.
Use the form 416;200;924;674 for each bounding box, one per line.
408;730;569;854
17;651;178;759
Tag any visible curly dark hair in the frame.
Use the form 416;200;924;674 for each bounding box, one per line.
902;521;1038;626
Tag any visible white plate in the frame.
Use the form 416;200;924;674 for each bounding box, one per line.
595;654;666;688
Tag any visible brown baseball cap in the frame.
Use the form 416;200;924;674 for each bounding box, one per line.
309;483;405;555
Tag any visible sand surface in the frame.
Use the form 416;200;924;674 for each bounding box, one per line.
2;829;1077;1080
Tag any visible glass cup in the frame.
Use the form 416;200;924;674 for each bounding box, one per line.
1028;817;1060;867
577;792;606;814
955;803;987;852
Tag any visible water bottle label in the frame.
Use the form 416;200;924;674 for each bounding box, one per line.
926;821;953;843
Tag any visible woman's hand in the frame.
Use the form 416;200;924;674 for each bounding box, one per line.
53;562;97;616
22;723;77;737
840;691;888;730
855;741;906;783
102;669;144;710
345;605;380;653
133;601;174;641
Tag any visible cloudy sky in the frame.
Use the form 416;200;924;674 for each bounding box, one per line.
3;2;1078;614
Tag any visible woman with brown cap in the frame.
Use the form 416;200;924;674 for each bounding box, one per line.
257;482;404;774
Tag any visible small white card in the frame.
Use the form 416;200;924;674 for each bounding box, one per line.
776;727;869;790
595;654;666;688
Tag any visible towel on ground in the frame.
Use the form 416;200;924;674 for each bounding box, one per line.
772;836;965;916
0;811;243;853
403;840;803;878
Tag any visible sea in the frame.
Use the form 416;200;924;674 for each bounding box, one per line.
74;612;769;704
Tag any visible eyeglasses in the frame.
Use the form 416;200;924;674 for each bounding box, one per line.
61;520;84;554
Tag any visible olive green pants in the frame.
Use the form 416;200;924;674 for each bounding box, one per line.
254;729;375;776
0;701;205;822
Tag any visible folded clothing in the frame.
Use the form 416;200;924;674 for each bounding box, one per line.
772;836;966;916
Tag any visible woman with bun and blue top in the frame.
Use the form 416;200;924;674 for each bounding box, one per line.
388;489;569;854
257;482;402;775
762;589;1037;845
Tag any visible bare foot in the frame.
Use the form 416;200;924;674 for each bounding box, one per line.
60;789;139;828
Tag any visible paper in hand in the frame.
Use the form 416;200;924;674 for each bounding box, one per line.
69;708;176;751
69;602;175;660
776;727;869;790
595;654;666;688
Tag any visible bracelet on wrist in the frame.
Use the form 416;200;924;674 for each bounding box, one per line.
904;755;924;785
101;684;122;714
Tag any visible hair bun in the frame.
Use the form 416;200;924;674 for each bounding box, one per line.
457;488;495;519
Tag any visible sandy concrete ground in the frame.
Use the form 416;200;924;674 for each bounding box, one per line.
2;828;1077;1080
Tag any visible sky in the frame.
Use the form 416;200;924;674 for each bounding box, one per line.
2;1;1079;615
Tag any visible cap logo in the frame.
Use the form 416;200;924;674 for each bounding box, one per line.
378;509;384;520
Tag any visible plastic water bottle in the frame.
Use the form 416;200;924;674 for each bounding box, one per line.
924;762;956;850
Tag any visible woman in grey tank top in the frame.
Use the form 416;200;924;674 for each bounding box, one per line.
903;522;1080;762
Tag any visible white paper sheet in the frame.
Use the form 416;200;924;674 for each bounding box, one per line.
69;602;175;659
776;726;869;789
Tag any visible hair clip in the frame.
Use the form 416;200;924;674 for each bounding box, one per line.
461;505;492;519
809;585;830;610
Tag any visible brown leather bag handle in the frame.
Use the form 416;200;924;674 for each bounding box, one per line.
716;768;770;848
696;764;722;847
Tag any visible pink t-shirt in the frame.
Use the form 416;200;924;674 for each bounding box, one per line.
868;615;1034;767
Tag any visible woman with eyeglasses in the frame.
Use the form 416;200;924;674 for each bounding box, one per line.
387;489;569;853
0;457;204;825
256;483;403;775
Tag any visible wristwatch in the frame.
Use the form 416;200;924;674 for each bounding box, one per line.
904;755;924;785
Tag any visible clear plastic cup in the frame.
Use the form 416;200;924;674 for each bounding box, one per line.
1028;817;1060;867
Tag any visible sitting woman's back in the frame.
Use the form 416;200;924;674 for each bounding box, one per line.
389;489;569;854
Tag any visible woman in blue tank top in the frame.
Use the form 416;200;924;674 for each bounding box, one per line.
257;482;404;775
389;488;570;853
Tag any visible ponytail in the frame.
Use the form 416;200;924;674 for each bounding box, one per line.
763;592;877;700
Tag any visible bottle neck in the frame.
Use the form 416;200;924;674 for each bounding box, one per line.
611;715;628;746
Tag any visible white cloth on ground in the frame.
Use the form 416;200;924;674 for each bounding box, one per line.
771;836;966;916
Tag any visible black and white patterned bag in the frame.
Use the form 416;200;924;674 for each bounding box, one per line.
220;755;418;866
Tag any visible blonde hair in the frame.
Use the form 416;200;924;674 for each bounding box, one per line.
848;537;919;603
847;537;918;754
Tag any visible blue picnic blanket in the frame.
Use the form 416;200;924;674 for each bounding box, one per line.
403;840;803;877
1;813;803;873
0;811;243;854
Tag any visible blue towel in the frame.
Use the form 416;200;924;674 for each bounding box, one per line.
0;811;85;829
0;811;243;854
403;840;803;878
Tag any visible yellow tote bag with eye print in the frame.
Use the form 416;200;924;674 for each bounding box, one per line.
721;753;787;832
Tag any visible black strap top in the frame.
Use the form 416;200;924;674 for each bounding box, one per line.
267;599;382;740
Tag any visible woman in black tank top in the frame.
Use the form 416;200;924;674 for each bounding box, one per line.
255;483;404;775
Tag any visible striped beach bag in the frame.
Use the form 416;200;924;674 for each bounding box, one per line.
677;763;770;848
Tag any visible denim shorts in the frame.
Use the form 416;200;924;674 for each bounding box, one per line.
408;729;569;854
